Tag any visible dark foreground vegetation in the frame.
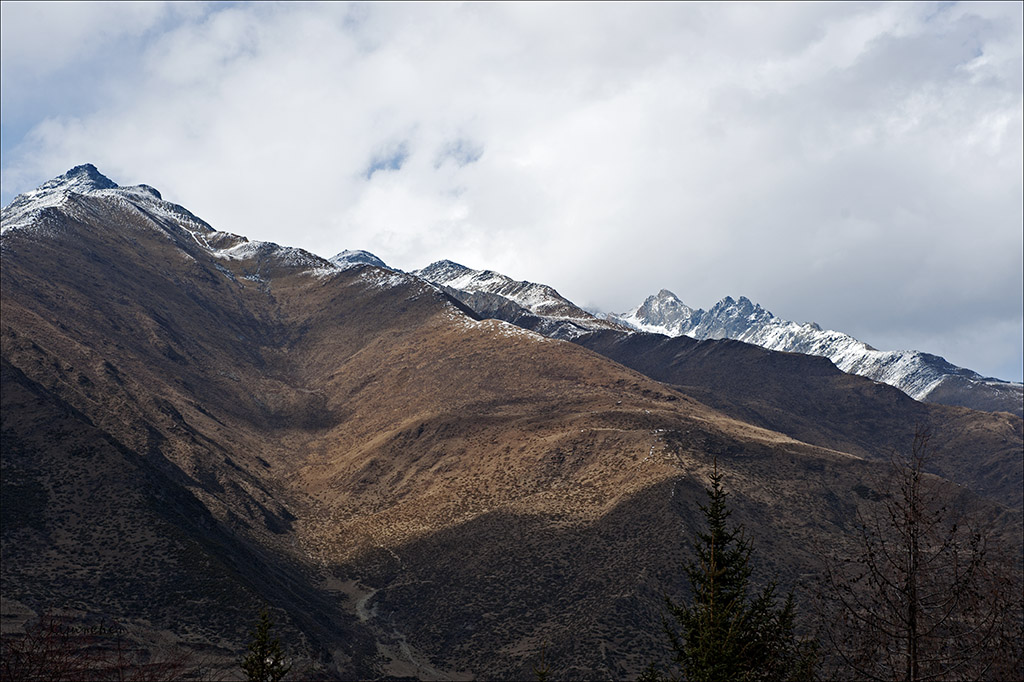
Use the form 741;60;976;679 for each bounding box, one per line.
3;435;1020;682
636;432;1023;682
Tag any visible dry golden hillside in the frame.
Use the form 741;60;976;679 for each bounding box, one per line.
2;179;1020;679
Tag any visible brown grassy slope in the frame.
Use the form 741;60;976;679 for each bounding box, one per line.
0;202;383;675
2;192;1021;679
572;330;1023;510
256;270;1023;679
440;293;1022;509
0;358;363;678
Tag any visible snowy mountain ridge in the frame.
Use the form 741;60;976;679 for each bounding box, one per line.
1;164;345;281
1;164;206;236
408;261;1019;414
414;260;578;316
4;165;1019;416
413;260;629;334
613;289;1022;409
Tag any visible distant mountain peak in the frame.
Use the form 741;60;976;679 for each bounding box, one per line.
613;288;1023;413
618;289;700;337
431;259;466;268
2;164;121;233
329;249;389;270
417;259;473;277
413;260;631;335
59;163;119;190
1;164;214;238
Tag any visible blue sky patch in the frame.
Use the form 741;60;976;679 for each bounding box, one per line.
436;139;484;169
364;142;410;179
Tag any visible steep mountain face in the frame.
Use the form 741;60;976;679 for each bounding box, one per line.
618;288;705;336
615;290;1024;416
568;331;1023;510
2;166;1021;680
2;165;378;676
436;283;1022;509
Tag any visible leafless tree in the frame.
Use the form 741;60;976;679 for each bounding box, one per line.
0;612;97;682
0;610;203;682
820;429;1024;681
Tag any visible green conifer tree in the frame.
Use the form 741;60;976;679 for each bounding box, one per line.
661;461;816;682
240;607;291;682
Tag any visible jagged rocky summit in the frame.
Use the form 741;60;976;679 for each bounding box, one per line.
413;259;631;337
2;164;376;284
612;289;1023;416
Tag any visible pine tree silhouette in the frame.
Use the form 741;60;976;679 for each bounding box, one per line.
658;460;816;681
240;607;291;682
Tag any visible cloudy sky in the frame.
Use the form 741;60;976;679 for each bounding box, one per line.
2;2;1021;381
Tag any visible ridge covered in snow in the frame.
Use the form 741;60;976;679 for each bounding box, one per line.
413;260;630;335
1;166;447;304
415;260;579;316
6;165;1018;416
329;249;390;270
2;163;214;238
2;165;345;281
613;289;1023;410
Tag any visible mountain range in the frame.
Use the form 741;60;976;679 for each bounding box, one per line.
2;165;1021;680
410;262;1022;417
613;289;1023;415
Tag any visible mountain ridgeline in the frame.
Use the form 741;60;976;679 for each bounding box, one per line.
2;165;1021;679
414;267;1022;417
613;289;1023;415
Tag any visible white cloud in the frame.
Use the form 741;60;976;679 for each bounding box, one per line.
2;1;1021;380
0;2;172;77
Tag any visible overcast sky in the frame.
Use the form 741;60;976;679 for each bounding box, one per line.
2;2;1021;381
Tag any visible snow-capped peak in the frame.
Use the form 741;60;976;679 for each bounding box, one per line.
414;260;475;284
1;165;354;282
617;288;702;336
1;164;201;237
39;163;119;194
2;164;120;233
612;289;1023;409
329;249;390;270
414;260;578;317
413;260;631;334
